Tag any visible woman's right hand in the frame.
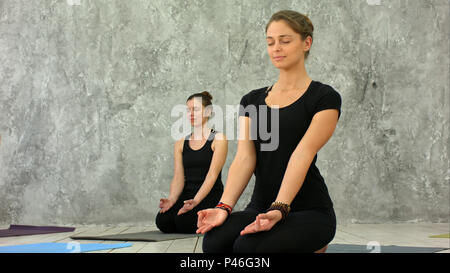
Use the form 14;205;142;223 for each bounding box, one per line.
196;208;228;234
159;198;176;213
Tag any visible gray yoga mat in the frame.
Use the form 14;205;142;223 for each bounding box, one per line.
70;230;202;242
0;225;76;237
69;231;447;253
326;244;448;253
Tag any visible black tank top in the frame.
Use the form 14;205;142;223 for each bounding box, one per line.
182;129;223;192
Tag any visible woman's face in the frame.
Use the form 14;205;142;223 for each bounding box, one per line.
186;97;209;127
266;20;311;70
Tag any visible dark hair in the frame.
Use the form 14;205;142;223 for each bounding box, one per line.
186;91;213;107
266;10;314;60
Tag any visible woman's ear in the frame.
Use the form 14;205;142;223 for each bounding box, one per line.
304;36;313;52
203;105;213;118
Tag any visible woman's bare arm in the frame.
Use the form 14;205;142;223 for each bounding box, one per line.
167;138;185;201
219;116;256;208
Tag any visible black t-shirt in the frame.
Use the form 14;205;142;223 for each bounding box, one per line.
238;80;342;212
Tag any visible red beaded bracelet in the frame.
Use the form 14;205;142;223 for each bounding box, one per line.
215;202;232;215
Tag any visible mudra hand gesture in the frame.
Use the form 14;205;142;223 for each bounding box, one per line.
196;208;228;234
177;199;199;215
159;198;175;213
196;207;283;235
240;210;282;235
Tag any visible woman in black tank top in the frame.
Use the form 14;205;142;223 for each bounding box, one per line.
156;91;227;234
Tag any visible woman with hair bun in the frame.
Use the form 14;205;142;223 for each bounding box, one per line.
156;91;228;233
197;10;342;253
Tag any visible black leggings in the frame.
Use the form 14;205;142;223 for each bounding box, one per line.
202;206;336;253
155;188;222;234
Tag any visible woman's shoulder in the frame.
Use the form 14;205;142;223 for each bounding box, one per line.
240;86;270;105
311;80;341;97
174;136;186;153
213;132;227;141
209;129;227;141
210;131;227;152
308;80;342;118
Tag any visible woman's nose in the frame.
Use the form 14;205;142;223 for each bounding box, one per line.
274;41;282;51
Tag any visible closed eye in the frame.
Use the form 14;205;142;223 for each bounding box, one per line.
267;40;291;46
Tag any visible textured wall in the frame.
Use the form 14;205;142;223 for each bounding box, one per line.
0;0;448;226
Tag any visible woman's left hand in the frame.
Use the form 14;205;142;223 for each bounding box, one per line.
240;210;283;235
177;199;199;215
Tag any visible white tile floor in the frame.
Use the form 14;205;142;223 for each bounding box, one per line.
0;223;448;253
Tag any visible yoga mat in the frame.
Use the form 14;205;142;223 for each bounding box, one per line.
0;225;76;237
429;233;450;238
326;244;448;253
0;242;132;253
71;230;202;242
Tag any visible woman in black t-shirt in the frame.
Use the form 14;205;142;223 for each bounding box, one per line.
197;10;342;252
155;91;227;234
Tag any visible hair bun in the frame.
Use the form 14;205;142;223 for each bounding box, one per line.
201;91;213;101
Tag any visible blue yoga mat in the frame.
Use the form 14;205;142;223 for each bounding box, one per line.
0;242;132;253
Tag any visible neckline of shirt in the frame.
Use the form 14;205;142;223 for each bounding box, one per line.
187;129;215;152
264;80;316;110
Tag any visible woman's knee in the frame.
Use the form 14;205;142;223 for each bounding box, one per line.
233;235;258;253
155;212;176;233
202;231;221;253
203;211;258;253
202;228;234;253
174;213;197;234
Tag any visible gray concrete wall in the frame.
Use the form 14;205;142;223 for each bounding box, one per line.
0;0;448;226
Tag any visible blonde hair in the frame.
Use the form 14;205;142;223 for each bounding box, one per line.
266;10;314;60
